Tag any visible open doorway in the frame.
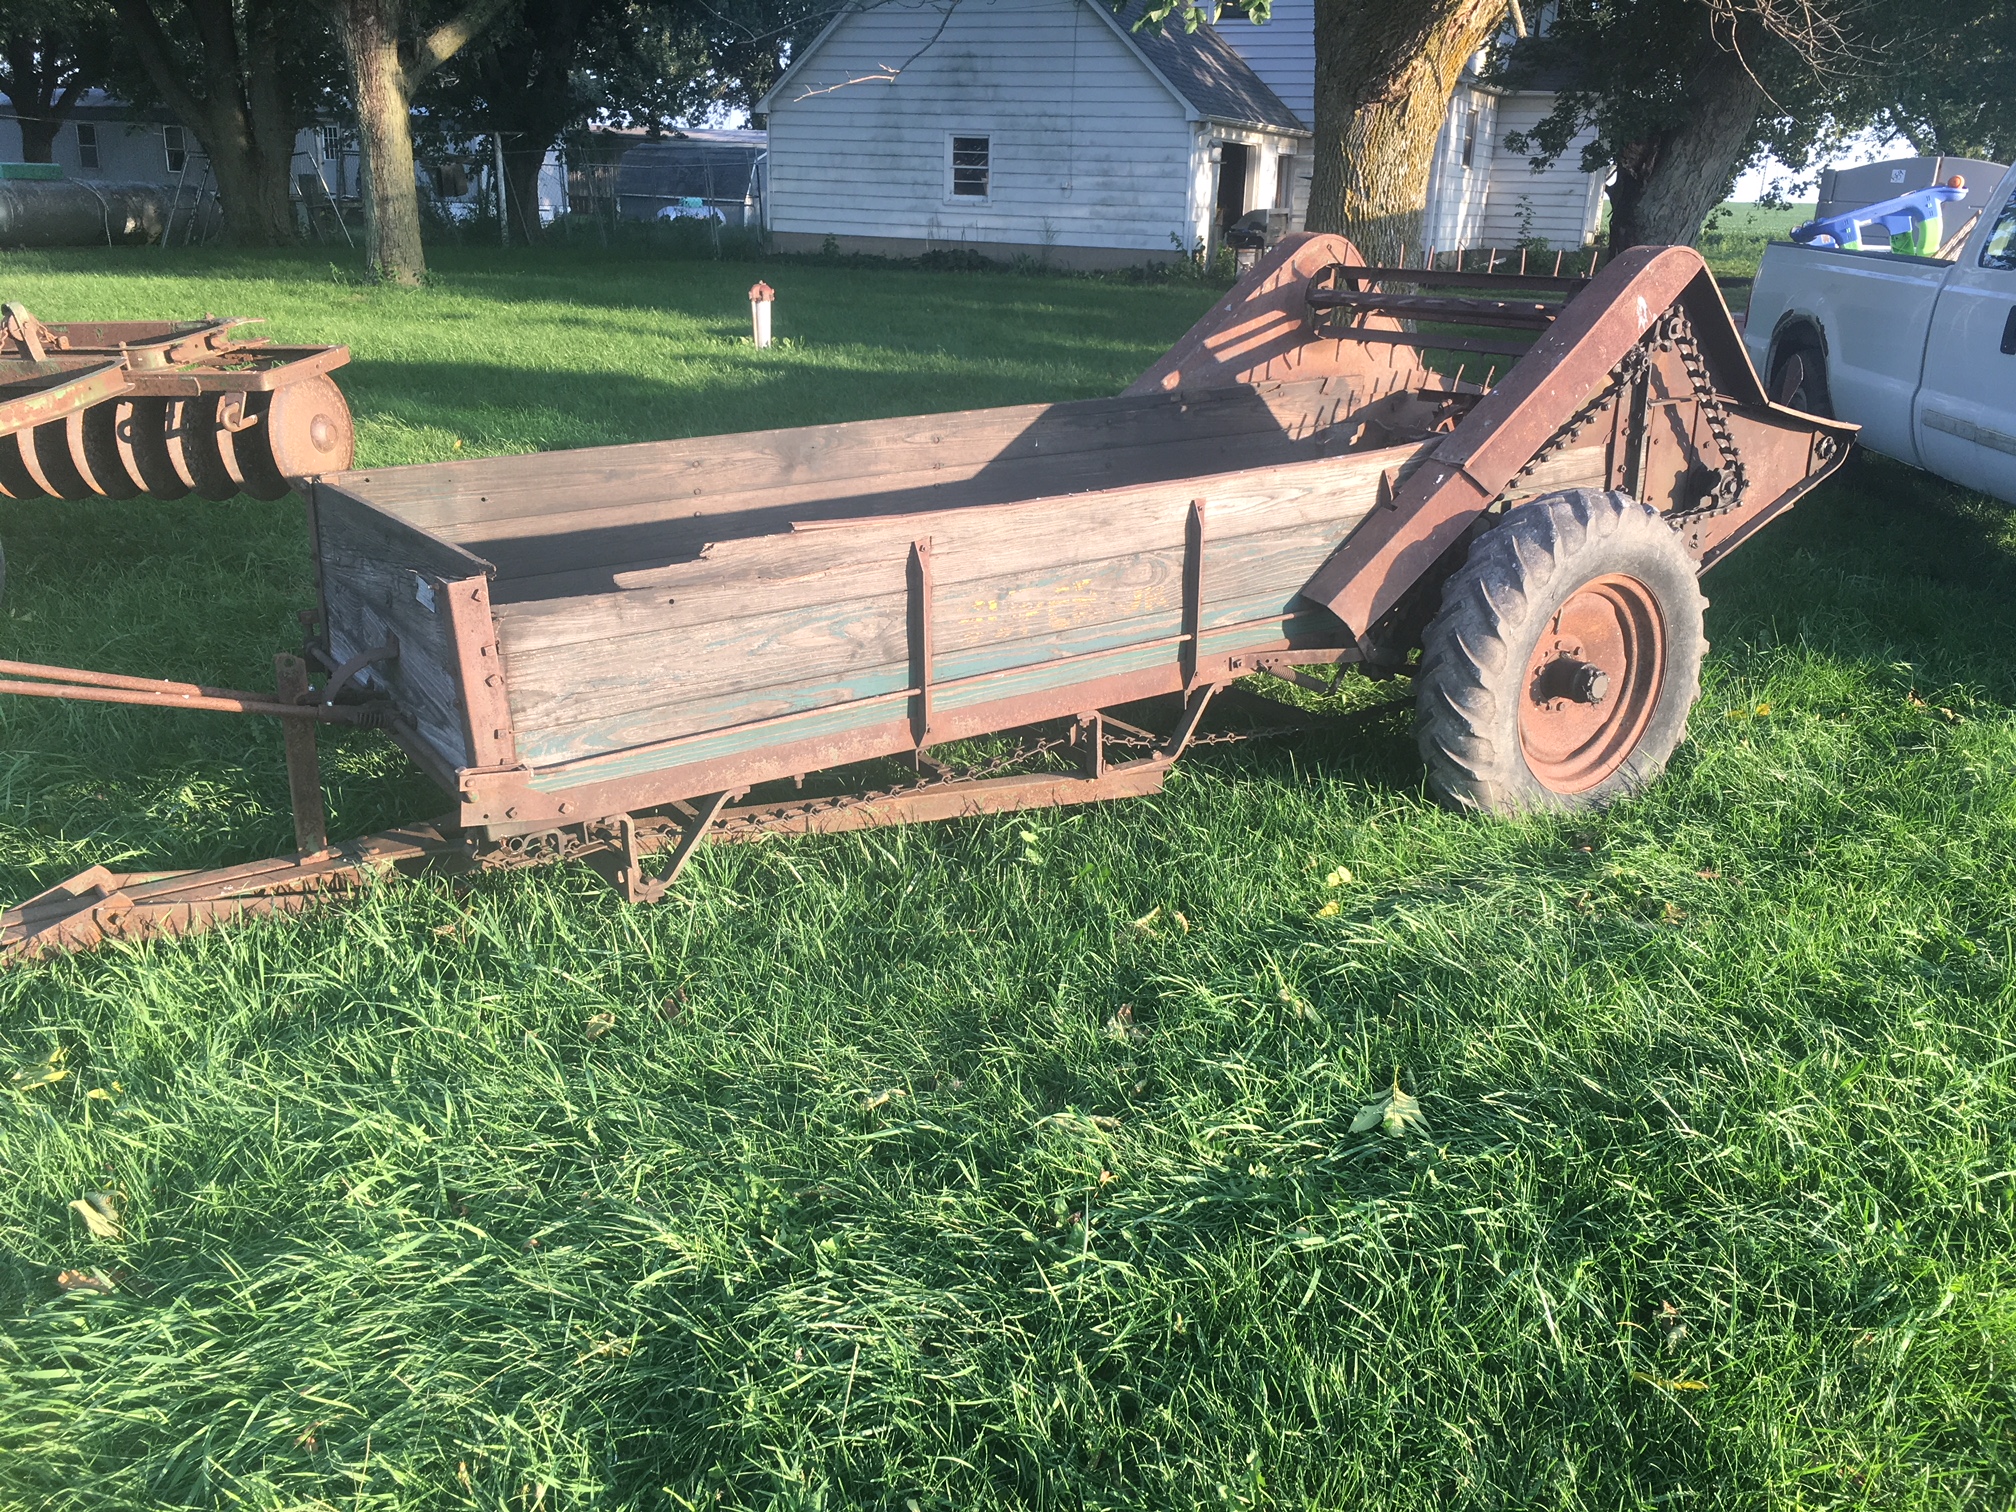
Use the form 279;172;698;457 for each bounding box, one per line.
1215;141;1249;233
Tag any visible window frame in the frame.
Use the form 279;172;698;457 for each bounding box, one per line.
163;124;188;176
75;122;99;171
947;132;991;202
1979;186;2016;272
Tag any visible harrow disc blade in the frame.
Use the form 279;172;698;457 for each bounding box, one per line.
24;418;96;500
238;375;354;499
80;401;143;500
0;434;46;500
124;397;192;500
166;393;238;501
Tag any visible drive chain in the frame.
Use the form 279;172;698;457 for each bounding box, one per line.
1503;302;1753;525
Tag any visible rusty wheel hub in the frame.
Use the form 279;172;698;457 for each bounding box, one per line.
1518;572;1665;793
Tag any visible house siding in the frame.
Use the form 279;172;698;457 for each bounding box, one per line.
1210;0;1314;125
763;0;1201;256
1421;84;1496;252
1475;92;1605;248
0;114;193;184
1207;15;1610;252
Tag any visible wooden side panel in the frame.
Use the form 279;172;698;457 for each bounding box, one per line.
332;382;1367;605
495;445;1412;768
312;482;492;774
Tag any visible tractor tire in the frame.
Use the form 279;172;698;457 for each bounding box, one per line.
1416;488;1707;816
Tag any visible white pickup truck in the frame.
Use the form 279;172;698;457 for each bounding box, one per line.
1745;159;2016;505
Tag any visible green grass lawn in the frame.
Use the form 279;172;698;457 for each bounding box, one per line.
4;245;2015;1512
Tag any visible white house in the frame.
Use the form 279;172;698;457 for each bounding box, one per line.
757;0;1309;267
758;0;1608;266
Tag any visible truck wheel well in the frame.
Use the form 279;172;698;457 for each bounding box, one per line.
1767;314;1827;375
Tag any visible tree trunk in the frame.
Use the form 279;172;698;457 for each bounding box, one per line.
202;132;298;244
3;32;77;163
1306;0;1507;262
17;112;63;164
323;0;513;280
1606;46;1765;251
114;0;301;246
338;0;428;283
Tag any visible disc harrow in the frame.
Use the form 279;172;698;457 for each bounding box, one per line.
0;303;353;502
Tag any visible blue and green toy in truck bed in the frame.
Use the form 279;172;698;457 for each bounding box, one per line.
1792;176;1969;256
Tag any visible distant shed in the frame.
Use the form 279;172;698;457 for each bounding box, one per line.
615;129;768;226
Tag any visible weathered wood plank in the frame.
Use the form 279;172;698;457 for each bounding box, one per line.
466;422;1365;592
493;442;1422;656
335;379;1353;530
500;509;1361;748
512;606;1333;798
506;564;1351;767
318;550;472;771
311;481;497;581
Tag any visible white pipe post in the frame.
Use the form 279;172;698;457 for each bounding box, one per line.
494;133;507;246
749;281;774;349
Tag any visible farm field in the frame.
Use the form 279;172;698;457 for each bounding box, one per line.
3;245;2015;1511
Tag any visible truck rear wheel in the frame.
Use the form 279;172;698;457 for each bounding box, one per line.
1769;333;1832;418
1415;488;1707;815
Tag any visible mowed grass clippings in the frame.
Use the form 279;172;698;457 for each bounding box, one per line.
0;247;2012;1510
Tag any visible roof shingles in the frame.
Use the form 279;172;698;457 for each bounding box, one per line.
1107;0;1308;133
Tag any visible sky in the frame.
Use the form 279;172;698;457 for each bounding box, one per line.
1729;127;1914;203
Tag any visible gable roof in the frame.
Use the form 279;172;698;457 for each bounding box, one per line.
1098;0;1306;133
759;0;1307;135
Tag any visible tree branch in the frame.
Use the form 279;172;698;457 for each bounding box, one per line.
404;0;516;92
788;1;956;100
110;0;215;130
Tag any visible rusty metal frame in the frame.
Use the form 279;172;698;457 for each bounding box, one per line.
1300;246;1857;641
0;686;1247;962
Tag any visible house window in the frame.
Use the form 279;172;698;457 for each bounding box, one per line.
1460;106;1477;170
950;135;989;198
323;125;343;161
164;124;187;175
1274;152;1294;210
76;123;98;171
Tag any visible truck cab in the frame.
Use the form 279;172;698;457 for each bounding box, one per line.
1745;158;2016;505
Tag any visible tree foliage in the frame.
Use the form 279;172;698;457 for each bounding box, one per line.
1842;0;2016;164
110;0;339;245
0;0;117;162
1495;0;2014;251
419;0;832;243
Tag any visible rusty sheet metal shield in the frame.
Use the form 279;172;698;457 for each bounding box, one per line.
1302;246;1715;639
